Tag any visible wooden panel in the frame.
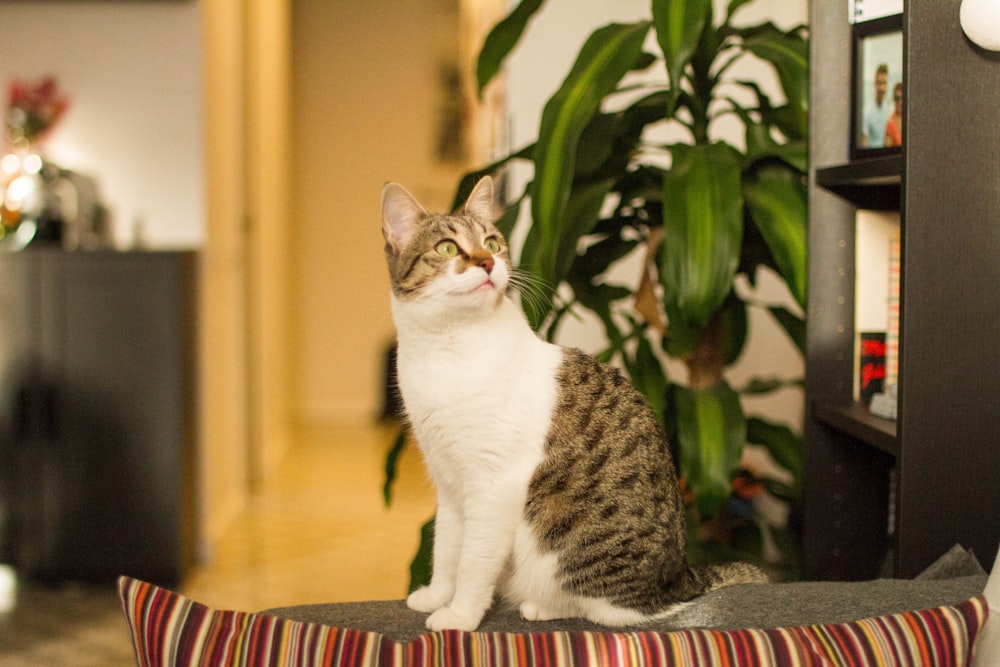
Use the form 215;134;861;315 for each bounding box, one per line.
802;417;893;580
803;0;874;580
894;1;1000;577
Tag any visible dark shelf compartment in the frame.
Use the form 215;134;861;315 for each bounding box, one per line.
815;155;902;210
812;400;899;457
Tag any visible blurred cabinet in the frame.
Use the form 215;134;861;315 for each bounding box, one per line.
0;250;197;586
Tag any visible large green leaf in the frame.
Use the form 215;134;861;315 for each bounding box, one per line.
739;376;801;395
729;94;808;169
763;140;807;174
662;315;701;359
768;305;806;355
624;333;670;428
674;381;745;517
744;167;808;310
574;113;622;177
742;24;809;138
651;0;711;113
552;178;616;282
732;79;808;146
494;191;524;240
724;0;755;24
522;175;617;326
575;98;660;180
449;143;534;212
409;516;435;593
382;426;409;507
475;0;547;97
746;416;802;489
719;294;748;365
660;142;744;330
530;21;650;288
570;227;639;280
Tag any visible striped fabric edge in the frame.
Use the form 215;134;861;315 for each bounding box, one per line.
118;576;392;666
117;576;988;667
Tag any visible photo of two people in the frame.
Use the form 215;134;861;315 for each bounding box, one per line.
853;16;903;157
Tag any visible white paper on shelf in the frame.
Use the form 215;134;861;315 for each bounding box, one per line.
855;211;898;332
854;210;900;402
869;385;898;421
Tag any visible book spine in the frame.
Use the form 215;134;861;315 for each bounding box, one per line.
886;229;901;388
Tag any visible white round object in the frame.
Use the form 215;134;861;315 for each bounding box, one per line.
960;0;1000;51
0;564;16;613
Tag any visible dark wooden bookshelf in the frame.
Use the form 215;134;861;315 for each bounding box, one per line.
804;0;1000;581
815;156;901;210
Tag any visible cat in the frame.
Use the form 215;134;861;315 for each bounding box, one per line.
380;175;766;632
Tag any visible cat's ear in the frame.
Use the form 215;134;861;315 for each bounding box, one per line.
381;182;428;252
463;175;495;220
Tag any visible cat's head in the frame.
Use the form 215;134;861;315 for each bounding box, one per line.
381;176;510;318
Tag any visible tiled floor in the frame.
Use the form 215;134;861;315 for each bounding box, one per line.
0;422;435;665
182;422;436;612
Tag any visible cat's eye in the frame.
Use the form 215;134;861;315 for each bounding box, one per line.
435;240;459;257
484;237;501;253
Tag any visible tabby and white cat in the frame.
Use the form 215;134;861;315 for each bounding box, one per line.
381;176;765;632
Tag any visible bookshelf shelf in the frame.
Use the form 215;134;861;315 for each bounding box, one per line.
804;0;1000;582
815;155;901;183
812;400;898;457
816;156;901;209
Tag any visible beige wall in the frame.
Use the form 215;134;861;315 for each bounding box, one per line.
201;0;294;543
0;2;204;246
244;0;294;483
291;0;469;425
200;0;252;550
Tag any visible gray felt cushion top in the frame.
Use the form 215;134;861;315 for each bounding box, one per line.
263;546;988;643
265;575;986;643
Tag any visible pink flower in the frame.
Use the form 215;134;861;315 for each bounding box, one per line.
5;75;71;146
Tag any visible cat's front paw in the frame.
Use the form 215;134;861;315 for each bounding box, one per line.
406;586;451;613
425;606;483;632
519;600;566;622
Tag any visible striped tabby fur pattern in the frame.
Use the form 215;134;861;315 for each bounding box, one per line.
381;176;765;632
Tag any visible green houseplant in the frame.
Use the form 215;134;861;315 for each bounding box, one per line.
386;0;808;585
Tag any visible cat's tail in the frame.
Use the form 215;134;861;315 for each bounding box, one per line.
643;561;769;625
691;561;769;593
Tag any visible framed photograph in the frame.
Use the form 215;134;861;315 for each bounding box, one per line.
851;14;903;159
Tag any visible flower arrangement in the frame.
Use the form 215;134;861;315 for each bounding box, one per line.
4;75;71;149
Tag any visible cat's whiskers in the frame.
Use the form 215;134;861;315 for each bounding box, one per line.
507;268;555;324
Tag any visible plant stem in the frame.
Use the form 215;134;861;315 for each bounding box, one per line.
685;313;725;390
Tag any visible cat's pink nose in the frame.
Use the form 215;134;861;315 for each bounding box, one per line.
475;255;495;274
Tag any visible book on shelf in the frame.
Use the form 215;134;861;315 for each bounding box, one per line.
869;228;900;421
885;228;900;388
858;331;887;406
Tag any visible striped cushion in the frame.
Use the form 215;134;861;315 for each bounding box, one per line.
118;576;987;666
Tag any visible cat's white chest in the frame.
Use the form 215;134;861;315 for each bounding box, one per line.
393;297;561;491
